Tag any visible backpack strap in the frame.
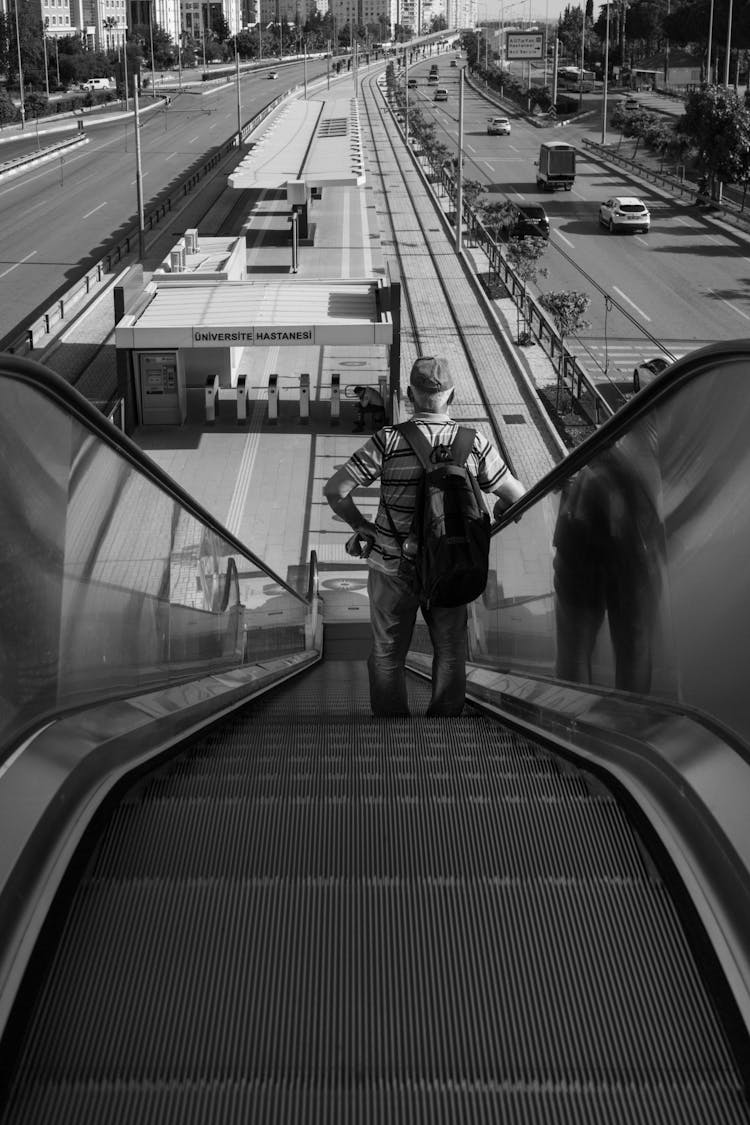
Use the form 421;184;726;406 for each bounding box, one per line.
397;420;433;469
398;420;476;468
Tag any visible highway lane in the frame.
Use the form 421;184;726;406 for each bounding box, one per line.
406;59;750;387
0;61;329;346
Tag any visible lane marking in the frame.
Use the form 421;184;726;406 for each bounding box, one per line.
613;285;652;321
710;289;750;322
82;202;107;219
555;230;575;248
0;249;37;280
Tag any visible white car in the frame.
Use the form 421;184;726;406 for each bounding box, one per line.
268;70;279;80
487;116;511;135
599;196;650;233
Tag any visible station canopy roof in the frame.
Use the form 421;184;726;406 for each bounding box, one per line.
228;97;365;190
115;278;393;349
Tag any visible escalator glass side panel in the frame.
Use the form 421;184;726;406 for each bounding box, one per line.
465;345;750;754
0;367;310;761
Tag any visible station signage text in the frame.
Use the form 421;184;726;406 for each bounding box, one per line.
192;326;315;347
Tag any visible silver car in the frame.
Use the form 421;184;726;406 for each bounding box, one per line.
599;196;650;233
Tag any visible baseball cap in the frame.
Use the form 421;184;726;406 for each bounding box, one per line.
409;356;453;394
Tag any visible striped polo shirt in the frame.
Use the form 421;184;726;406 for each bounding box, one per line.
343;412;509;575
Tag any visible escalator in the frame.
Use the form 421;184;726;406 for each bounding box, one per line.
2;659;749;1122
1;347;750;1122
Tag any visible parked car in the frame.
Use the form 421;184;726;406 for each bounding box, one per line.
599;196;650;233
487;116;511;135
434;87;449;102
633;356;669;392
512;203;550;240
268;70;279;79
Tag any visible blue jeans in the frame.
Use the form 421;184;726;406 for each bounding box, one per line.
367;568;468;717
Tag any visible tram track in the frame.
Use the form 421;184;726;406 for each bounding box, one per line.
359;70;561;474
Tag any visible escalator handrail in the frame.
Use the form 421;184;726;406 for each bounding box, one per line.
0;352;309;605
492;338;750;534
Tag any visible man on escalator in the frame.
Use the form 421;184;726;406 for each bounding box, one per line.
324;356;525;717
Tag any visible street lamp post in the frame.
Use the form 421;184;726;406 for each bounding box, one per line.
43;22;50;98
12;0;26;130
235;0;242;145
723;0;733;85
600;0;611;144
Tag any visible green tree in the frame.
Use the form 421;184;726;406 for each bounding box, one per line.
538;290;591;410
557;4;584;61
25;90;48;117
507;238;549;343
0;87;19;128
681;85;750;199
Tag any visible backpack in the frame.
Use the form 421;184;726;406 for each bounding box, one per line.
394;420;491;608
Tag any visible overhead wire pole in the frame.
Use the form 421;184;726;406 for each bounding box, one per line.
456;68;464;253
723;0;733;85
235;0;242;144
133;80;145;259
12;0;25;130
599;0;610;144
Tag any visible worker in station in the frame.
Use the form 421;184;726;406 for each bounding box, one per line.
352;385;386;433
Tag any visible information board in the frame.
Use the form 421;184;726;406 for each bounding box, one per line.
505;32;544;60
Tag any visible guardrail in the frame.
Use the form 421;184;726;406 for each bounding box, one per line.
581;137;750;233
388;94;614;427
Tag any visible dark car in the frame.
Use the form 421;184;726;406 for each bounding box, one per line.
512;203;550;240
633;356;669;392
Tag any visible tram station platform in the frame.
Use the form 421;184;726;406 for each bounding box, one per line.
61;68;565;625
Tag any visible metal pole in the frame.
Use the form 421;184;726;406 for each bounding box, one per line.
176;0;183;89
707;0;714;82
123;33;130;111
235;0;242;143
723;0;733;85
54;36;60;85
404;45;409;147
600;1;610;144
456;69;464;252
13;0;25;130
304;39;308;97
578;7;585;110
43;28;50;97
134;81;145;258
327;38;330;88
149;9;156;85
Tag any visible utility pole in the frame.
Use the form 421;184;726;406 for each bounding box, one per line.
235;0;242;144
13;0;25;130
600;1;610;144
456;70;464;253
134;80;145;259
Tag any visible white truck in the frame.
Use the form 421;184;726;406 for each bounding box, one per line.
536;141;576;191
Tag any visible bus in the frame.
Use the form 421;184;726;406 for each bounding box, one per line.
558;66;596;92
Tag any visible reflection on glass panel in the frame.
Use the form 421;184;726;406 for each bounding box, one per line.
462;352;750;751
0;381;69;744
0;371;312;759
242;571;308;662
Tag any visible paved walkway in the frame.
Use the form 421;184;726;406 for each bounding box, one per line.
37;71;568;623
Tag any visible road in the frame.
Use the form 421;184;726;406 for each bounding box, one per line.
0;60;331;347
406;58;750;392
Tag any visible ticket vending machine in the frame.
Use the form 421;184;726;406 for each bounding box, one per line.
137;351;186;425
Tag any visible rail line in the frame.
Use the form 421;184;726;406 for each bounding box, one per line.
359;70;562;475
